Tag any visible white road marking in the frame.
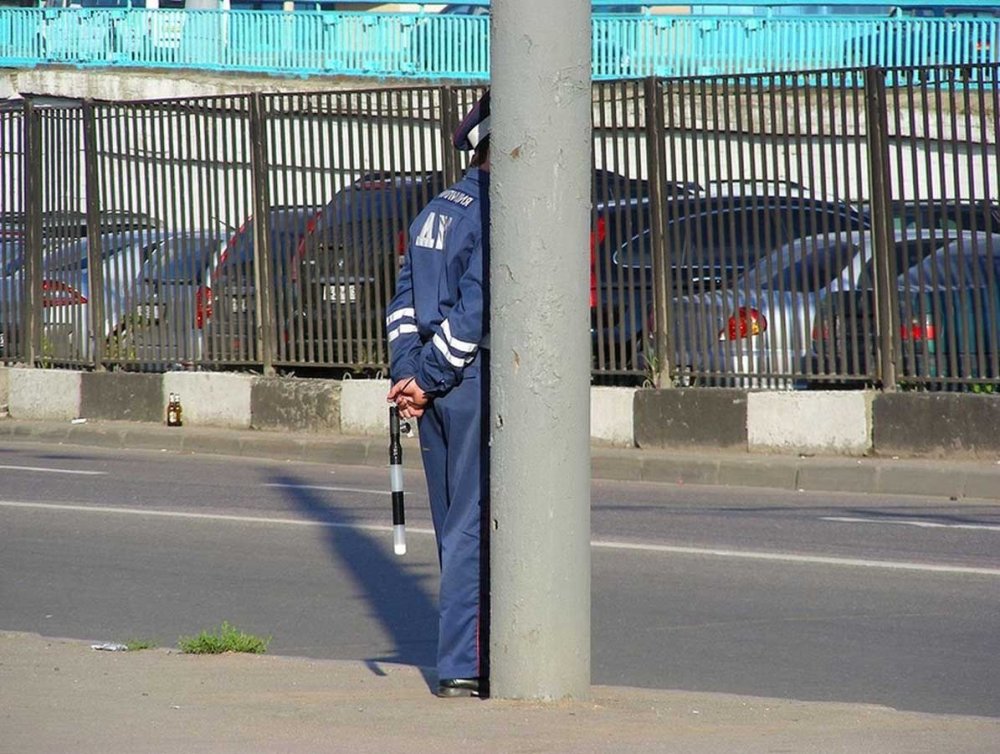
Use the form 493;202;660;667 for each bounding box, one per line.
264;483;386;496
0;465;107;476
0;500;435;537
3;500;999;577
822;516;1000;532
590;539;1000;577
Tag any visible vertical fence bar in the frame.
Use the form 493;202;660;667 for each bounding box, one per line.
23;101;41;367
643;76;669;387
864;66;898;392
248;91;274;375
82;100;105;371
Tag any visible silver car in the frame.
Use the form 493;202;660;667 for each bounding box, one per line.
668;228;970;388
39;229;223;363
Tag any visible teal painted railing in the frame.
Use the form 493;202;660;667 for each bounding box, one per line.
0;9;997;80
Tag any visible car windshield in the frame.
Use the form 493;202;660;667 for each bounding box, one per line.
218;207;321;274
143;236;223;284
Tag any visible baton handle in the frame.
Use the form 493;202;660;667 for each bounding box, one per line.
389;405;406;555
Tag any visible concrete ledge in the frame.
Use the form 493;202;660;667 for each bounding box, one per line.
873;393;1000;458
747;391;872;456
162;372;253;429
7;368;82;421
80;372;163;423
591;387;636;447
339;379;392;436
634;389;747;450
251;377;341;433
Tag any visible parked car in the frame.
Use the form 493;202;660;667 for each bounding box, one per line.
0;213;162;360
202;206;323;363
593;188;870;372
665;228;950;388
288;167;652;367
116;230;228;366
285;171;449;365
37;229;219;363
812;231;1000;387
0;210;159;247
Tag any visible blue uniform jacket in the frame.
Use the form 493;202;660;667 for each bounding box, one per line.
386;167;488;395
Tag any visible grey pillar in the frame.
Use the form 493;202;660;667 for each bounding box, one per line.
489;0;592;700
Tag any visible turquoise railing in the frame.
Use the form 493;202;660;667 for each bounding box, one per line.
0;8;996;80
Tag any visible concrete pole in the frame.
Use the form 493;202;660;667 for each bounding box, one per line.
489;0;592;700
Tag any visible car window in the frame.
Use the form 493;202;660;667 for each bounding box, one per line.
144;237;219;284
746;238;863;294
782;206;854;240
893;203;999;234
43;240;89;273
612;206;789;272
903;238;1000;289
856;238;943;289
680;207;789;272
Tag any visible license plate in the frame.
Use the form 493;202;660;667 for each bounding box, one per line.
323;284;357;304
137;303;160;321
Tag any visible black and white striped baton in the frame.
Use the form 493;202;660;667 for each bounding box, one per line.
388;405;407;556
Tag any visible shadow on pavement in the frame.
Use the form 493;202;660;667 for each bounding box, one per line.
270;472;439;689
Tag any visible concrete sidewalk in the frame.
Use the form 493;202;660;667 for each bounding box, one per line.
2;416;999;502
3;631;999;754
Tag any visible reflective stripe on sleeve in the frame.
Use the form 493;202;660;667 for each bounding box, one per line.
386;307;416;327
441;319;478;355
388;323;419;343
433;333;472;368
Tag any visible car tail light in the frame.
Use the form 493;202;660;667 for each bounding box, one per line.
41;280;87;307
589;216;607;309
195;284;212;329
901;316;936;342
721;307;766;341
396;229;408;266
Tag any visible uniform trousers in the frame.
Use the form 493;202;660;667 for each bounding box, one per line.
416;356;487;681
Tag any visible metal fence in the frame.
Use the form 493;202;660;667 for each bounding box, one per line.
0;8;998;81
1;62;997;390
632;62;999;390
0;86;482;374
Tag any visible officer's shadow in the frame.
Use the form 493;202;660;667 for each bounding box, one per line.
272;472;440;692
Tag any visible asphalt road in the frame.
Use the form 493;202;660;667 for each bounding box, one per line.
1;440;998;718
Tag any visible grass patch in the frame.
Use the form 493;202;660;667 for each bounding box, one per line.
178;621;271;655
125;639;157;651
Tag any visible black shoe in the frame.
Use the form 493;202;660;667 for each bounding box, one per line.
436;677;480;698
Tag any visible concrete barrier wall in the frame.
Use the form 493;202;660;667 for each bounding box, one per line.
3;367;1000;459
746;391;872;456
7;368;82;421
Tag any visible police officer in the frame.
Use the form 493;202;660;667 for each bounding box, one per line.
385;91;490;699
